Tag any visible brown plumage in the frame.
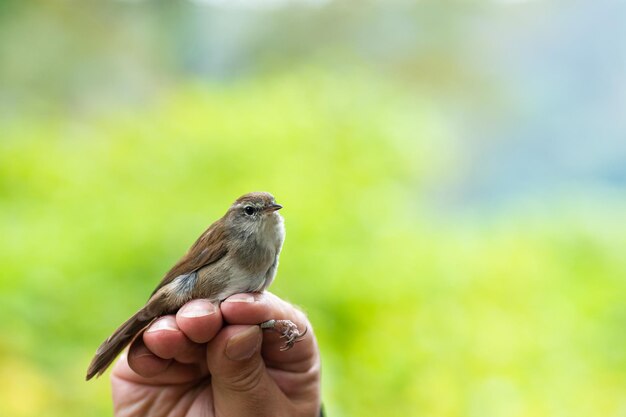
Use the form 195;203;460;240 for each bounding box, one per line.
86;191;295;381
152;221;229;296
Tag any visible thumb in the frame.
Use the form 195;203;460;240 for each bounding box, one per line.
206;325;290;417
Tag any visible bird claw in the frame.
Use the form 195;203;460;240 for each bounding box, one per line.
259;319;307;351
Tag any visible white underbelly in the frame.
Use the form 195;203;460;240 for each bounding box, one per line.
213;264;267;301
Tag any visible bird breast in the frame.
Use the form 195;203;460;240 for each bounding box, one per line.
193;214;285;302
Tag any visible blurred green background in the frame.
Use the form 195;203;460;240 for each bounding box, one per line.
1;1;625;416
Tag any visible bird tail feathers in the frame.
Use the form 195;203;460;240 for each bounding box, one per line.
86;310;154;380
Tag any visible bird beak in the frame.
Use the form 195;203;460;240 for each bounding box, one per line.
264;203;283;212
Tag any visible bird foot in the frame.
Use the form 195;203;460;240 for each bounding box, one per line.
259;319;307;351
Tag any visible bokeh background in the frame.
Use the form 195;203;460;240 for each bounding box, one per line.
1;1;625;416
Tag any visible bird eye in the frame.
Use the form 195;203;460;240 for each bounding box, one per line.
244;206;255;215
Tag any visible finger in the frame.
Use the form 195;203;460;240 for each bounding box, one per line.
220;292;317;371
143;316;188;359
127;337;172;378
117;345;205;385
115;337;206;385
176;299;223;344
143;316;205;364
206;325;298;417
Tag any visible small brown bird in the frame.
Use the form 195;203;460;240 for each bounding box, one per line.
86;191;304;380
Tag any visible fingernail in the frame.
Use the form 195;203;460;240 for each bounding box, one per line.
224;294;255;303
225;326;261;361
146;317;178;333
179;300;217;318
132;344;153;359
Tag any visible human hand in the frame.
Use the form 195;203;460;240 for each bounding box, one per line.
110;292;321;417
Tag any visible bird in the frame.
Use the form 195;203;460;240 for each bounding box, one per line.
86;191;304;381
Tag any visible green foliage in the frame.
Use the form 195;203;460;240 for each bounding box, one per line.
1;70;625;417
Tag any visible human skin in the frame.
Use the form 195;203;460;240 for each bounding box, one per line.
110;292;321;417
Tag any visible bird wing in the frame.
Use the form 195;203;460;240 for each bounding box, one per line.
150;220;229;297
